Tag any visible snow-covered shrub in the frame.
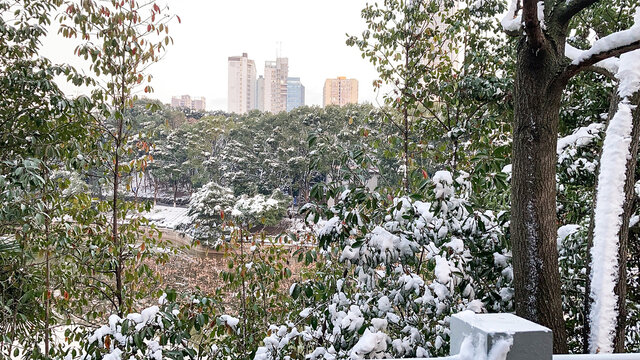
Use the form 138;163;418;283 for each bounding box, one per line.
72;291;232;360
232;189;291;228
256;170;511;359
184;181;235;245
185;183;291;246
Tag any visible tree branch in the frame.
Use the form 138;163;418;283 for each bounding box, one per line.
565;43;620;79
583;65;618;80
523;0;545;48
564;39;640;80
558;0;601;24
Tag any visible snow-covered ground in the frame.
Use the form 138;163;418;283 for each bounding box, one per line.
140;205;192;229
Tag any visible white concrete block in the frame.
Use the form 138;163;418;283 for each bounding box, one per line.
450;312;553;360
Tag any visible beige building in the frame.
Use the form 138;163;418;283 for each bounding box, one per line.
171;95;206;111
263;57;288;113
323;77;358;107
228;53;257;114
191;97;206;111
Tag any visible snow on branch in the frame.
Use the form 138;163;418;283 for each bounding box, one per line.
589;48;640;353
501;0;522;32
568;9;640;75
565;44;619;75
557;122;605;154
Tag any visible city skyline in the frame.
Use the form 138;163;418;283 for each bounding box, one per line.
41;1;380;111
171;95;207;111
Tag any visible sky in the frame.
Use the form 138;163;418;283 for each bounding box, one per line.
42;0;383;111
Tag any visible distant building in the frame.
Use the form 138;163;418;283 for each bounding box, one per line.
286;77;305;111
323;77;358;107
171;95;206;111
171;95;191;109
263;57;288;113
191;97;206;111
228;53;257;114
256;75;265;111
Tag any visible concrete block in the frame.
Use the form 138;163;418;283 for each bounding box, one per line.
449;312;553;360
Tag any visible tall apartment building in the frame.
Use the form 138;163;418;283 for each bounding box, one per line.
323;77;358;107
256;75;265;111
263;57;288;113
228;53;257;114
191;97;206;111
286;77;305;112
171;95;206;111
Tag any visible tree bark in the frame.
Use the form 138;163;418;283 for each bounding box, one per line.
512;34;568;353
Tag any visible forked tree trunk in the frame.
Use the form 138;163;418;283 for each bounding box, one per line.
511;35;568;353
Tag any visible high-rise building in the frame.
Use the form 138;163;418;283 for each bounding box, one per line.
228;53;257;114
191;97;206;111
323;77;358;107
286;77;305;112
171;95;206;111
256;75;265;111
171;95;191;109
263;57;288;113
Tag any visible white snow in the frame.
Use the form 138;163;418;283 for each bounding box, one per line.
617;50;640;98
557;224;581;247
434;255;452;284
572;9;640;68
433;171;454;199
300;308;312;318
233;194;280;218
565;44;620;74
500;0;522;32
457;333;512;360
557;123;606;154
537;1;546;30
141;205;191;229
589;48;640;354
466;299;484;313
220;314;240;330
348;330;388;359
317;216;342;238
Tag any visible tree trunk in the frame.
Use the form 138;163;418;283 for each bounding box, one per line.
154;176;158;206
582;89;619;353
173;179;178;207
113;121;123;316
512;37;568;353
581;88;640;352
613;90;640;352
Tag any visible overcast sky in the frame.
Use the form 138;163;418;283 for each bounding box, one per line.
42;0;383;111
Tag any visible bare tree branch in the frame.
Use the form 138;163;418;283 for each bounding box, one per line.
558;0;601;24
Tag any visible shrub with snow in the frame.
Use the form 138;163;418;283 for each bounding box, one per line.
256;170;512;359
